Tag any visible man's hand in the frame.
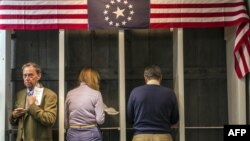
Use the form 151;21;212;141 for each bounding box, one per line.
28;95;36;106
12;107;26;118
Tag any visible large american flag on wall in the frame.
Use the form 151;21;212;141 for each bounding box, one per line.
0;0;249;79
0;0;88;29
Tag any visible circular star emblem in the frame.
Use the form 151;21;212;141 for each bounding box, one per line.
103;0;135;27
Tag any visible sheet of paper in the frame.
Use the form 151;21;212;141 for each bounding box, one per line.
103;103;119;115
33;87;44;105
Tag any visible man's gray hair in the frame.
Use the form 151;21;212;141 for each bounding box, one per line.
22;62;42;75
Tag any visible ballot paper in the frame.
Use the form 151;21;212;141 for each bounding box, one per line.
33;87;44;105
103;103;119;115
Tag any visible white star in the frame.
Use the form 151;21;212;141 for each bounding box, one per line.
113;7;125;19
122;21;127;25
104;10;108;15
106;4;110;9
111;0;115;4
104;0;134;27
105;17;109;21
109;21;113;25
130;10;134;15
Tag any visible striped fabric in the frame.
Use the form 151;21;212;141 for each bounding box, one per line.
0;0;88;29
150;0;249;28
150;0;250;78
234;21;250;78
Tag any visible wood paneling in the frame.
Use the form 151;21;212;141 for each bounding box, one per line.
184;28;227;141
125;29;175;139
11;30;59;141
10;28;228;141
65;30;120;140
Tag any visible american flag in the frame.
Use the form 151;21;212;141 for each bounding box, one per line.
234;21;250;78
0;0;249;78
150;0;249;28
0;0;88;29
150;0;250;78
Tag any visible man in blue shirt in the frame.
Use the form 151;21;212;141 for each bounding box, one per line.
127;65;179;141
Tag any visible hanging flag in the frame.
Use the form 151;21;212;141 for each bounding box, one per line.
149;0;250;78
0;0;88;30
88;0;149;29
234;22;250;78
150;0;249;28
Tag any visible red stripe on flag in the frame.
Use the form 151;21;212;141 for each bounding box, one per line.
0;14;88;19
234;55;243;78
245;37;250;55
0;24;88;30
0;5;87;10
150;2;245;8
150;18;249;28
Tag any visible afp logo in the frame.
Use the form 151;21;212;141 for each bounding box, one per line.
224;125;250;141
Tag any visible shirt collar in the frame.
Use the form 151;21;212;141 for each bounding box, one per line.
26;83;42;91
146;80;160;85
80;82;87;86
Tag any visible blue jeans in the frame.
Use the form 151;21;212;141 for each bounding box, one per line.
66;127;102;141
132;134;172;141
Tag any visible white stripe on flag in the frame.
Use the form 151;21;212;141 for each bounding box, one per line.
151;5;246;14
150;14;248;23
0;9;87;15
243;43;250;72
0;19;87;24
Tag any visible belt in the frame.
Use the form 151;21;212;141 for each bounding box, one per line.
69;124;97;129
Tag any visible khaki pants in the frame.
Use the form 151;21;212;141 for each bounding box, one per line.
132;134;173;141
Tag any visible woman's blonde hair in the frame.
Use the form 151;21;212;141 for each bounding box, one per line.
78;67;100;91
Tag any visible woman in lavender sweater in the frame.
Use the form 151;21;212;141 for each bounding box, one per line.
65;67;105;141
